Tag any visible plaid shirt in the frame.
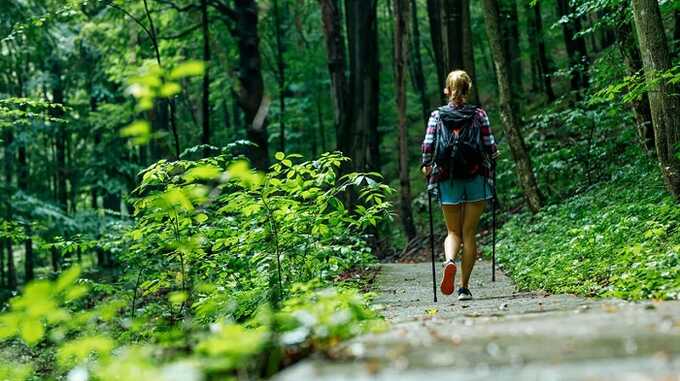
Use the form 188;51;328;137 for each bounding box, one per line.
421;104;497;189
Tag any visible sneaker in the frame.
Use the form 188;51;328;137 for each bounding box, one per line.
457;287;473;301
440;261;457;295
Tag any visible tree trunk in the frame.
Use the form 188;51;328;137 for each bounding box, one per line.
234;0;269;169
201;0;211;157
556;0;589;94
534;2;556;101
24;225;33;282
3;129;17;290
17;126;33;283
427;0;446;91
50;59;67;211
462;0;480;104
408;0;430;122
90;95;100;208
615;17;655;153
273;0;287;153
524;0;540;92
345;0;380;171
51;246;60;272
632;0;680;198
482;0;543;213
318;0;350;155
394;0;417;241
500;0;522;94
441;0;464;74
675;10;680;47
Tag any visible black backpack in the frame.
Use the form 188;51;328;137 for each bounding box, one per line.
434;104;483;179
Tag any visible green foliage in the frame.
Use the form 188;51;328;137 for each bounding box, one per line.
496;160;680;300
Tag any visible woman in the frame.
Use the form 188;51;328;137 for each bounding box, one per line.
421;70;498;301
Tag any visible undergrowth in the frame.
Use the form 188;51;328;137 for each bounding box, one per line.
496;160;680;300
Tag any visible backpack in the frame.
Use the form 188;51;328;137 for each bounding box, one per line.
434;104;483;179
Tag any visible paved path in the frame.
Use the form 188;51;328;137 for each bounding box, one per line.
275;261;680;381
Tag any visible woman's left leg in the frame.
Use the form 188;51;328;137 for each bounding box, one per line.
461;200;486;289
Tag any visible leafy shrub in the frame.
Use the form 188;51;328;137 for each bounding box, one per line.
495;160;680;300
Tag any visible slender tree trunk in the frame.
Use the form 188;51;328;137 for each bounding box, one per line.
615;17;655;153
273;0;287;153
500;0;522;94
24;225;33;282
408;0;429;122
201;0;211;157
462;0;480;104
441;0;464;74
50;60;67;211
3;129;17;290
534;2;556;101
632;0;680;198
345;0;380;171
427;0;446;91
234;0;269;169
675;10;680;47
18;139;33;282
524;0;540;92
51;246;59;272
394;0;417;240
90;95;100;208
556;0;589;94
482;0;543;212
318;0;350;154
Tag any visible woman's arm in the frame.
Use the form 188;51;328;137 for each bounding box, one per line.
421;110;439;174
477;108;498;158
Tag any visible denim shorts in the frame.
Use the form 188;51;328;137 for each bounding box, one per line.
438;175;493;205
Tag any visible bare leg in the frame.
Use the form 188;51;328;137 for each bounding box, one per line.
442;205;463;262
461;200;486;288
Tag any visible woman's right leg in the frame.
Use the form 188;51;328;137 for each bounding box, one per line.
442;204;463;262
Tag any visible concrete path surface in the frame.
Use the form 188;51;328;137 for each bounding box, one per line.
274;261;680;381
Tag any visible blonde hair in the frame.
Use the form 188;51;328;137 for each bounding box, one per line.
445;70;472;105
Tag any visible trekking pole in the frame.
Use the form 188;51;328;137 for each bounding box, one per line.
427;185;438;303
492;159;497;282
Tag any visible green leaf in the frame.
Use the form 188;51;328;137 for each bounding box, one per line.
56;265;81;292
19;319;44;346
169;61;205;79
120;120;151;145
159;82;181;97
275;152;285;161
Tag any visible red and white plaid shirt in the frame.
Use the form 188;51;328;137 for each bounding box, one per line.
421;103;497;187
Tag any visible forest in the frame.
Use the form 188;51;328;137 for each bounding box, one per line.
1;0;679;380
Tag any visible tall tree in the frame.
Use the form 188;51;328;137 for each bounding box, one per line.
408;0;429;123
235;0;269;168
345;0;380;171
427;0;445;91
482;0;543;212
441;0;464;73
200;0;211;157
430;0;477;104
318;0;350;156
272;0;288;152
524;0;540;92
3;127;17;290
394;0;416;241
632;0;680;198
615;14;654;153
500;0;522;94
462;0;480;104
50;58;68;211
556;0;590;94
533;2;556;101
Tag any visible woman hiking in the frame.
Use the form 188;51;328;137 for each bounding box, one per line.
421;70;498;301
